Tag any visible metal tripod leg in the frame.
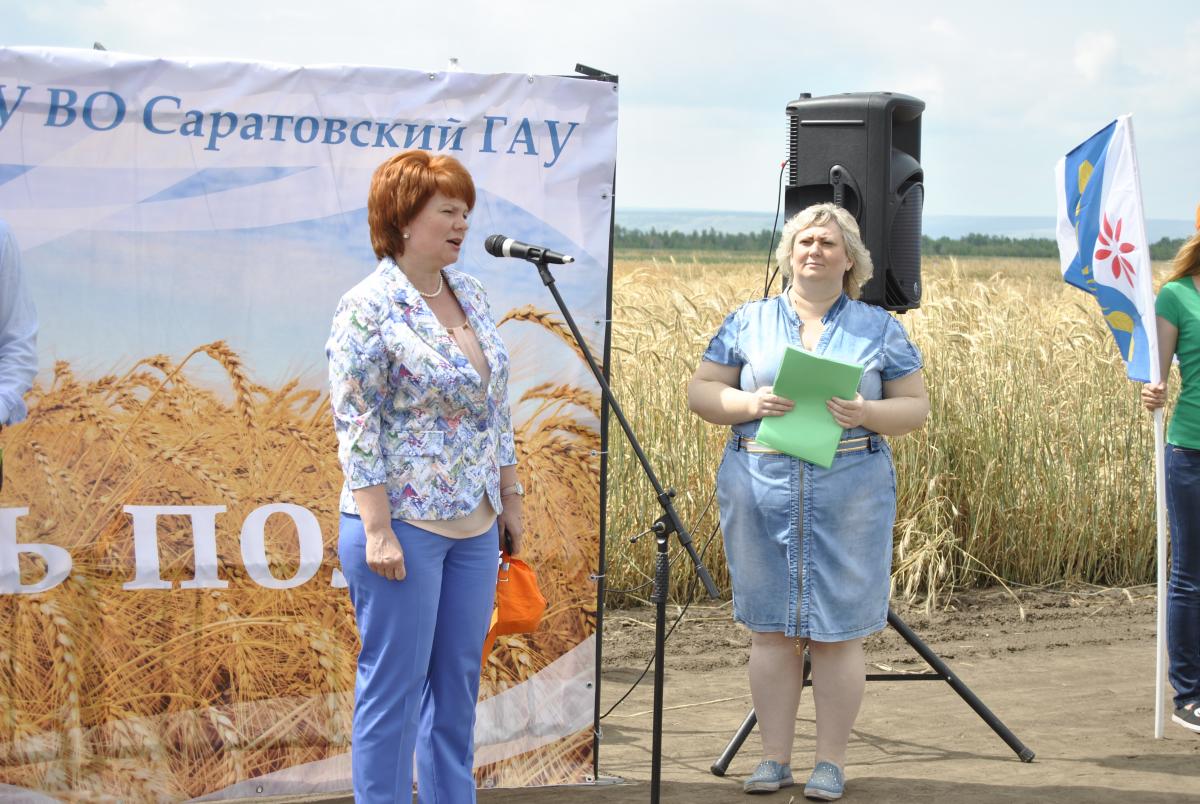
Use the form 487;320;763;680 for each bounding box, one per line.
710;710;757;777
710;607;1035;776
711;648;811;776
885;610;1035;762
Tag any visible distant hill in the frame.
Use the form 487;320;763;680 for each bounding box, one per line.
615;208;1196;242
614;225;1188;261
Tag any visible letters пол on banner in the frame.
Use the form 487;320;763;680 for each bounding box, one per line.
0;46;616;800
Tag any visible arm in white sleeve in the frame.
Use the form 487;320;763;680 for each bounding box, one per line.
0;222;37;425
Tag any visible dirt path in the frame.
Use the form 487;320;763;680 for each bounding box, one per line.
553;586;1200;803
292;586;1200;803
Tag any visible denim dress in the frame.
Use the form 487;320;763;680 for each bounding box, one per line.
703;293;923;641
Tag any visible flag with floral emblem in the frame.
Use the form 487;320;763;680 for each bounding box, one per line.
1054;114;1159;383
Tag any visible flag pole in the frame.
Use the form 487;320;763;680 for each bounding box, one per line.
1124;114;1166;739
1153;405;1168;738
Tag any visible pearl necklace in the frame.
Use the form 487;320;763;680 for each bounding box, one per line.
417;271;444;299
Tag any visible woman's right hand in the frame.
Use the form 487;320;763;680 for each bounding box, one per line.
746;386;795;419
1141;381;1167;412
365;529;407;581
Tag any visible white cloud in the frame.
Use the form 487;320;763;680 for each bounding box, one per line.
925;17;959;37
4;1;1199;216
1073;31;1119;82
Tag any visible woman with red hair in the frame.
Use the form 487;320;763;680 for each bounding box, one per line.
327;150;523;802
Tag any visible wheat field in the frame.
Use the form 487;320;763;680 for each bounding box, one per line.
604;255;1169;609
0;254;1172;798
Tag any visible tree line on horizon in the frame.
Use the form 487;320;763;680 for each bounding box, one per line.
614;224;1187;261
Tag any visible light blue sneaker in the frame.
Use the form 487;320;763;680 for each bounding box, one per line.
803;761;844;800
743;759;794;794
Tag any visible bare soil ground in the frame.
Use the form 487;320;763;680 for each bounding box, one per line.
300;585;1200;803
502;584;1199;803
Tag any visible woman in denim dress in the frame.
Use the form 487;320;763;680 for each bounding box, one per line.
1141;225;1200;734
688;203;928;799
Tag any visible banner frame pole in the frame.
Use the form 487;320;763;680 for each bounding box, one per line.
565;63;621;784
593;142;618;786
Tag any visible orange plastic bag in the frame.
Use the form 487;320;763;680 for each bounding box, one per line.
481;551;547;667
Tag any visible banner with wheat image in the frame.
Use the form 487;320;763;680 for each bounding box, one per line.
0;47;616;800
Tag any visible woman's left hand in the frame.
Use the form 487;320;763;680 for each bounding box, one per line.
1141;381;1167;412
498;495;524;555
827;393;870;429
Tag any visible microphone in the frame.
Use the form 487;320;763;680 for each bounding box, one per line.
484;234;575;265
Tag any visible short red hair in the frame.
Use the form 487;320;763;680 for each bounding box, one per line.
368;151;476;260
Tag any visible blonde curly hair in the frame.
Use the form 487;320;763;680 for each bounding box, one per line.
775;203;874;299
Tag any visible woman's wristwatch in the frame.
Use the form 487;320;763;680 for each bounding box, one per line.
500;481;525;498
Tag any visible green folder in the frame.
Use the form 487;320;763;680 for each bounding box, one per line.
754;346;865;468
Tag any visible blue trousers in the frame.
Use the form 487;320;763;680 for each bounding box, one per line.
339;515;498;803
1167;444;1200;709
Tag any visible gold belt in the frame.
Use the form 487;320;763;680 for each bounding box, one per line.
731;434;875;456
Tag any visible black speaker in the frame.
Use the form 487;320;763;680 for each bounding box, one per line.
784;92;924;312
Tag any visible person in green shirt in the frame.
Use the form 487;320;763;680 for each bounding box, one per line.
1142;225;1200;733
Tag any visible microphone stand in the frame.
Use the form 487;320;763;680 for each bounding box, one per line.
525;255;720;804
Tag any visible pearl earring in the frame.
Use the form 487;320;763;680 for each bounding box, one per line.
403;233;410;239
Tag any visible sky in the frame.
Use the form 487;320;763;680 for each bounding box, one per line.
3;0;1199;220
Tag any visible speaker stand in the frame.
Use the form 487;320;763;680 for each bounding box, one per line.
709;607;1034;776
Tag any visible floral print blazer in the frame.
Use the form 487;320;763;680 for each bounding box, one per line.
327;257;517;520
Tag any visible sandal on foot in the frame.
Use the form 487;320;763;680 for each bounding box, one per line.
803;761;844;801
743;759;794;794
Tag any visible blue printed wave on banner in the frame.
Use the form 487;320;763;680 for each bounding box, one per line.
141;166;317;204
0;163;32;187
24;187;603;390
